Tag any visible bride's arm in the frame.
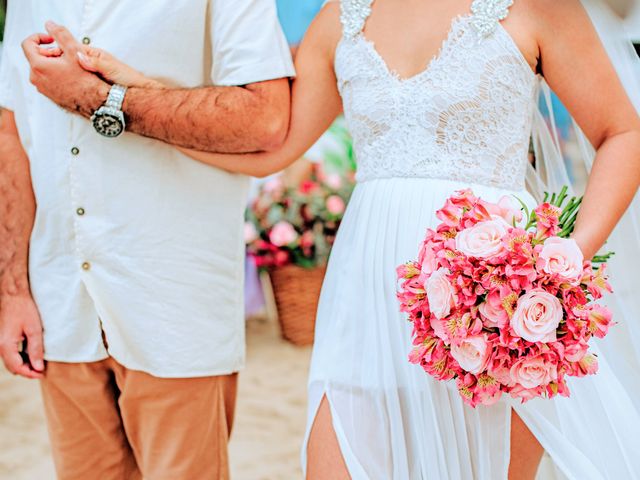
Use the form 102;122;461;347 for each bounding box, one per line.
180;4;343;177
533;0;640;259
73;4;343;176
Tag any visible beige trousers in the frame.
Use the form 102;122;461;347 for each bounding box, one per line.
40;358;238;480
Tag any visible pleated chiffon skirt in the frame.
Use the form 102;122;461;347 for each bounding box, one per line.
302;177;640;480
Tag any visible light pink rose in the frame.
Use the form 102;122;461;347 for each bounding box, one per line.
450;335;490;374
326;195;346;215
510;289;563;343
478;300;508;328
537;237;584;284
509;355;557;389
325;174;343;190
487;196;524;225
269;221;298;247
425;268;457;320
262;178;284;194
244;222;259;244
455;218;509;258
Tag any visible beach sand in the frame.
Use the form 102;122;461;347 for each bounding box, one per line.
0;316;312;480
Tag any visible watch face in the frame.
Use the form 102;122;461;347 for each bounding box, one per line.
94;113;124;138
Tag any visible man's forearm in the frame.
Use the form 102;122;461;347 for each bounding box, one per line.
0;111;36;298
126;84;277;152
83;78;290;154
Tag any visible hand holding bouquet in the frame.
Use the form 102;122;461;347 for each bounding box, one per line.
397;188;613;407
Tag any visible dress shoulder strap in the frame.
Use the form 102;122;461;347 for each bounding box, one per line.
340;0;374;39
470;0;515;37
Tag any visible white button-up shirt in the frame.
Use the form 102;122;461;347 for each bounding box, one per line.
0;0;294;377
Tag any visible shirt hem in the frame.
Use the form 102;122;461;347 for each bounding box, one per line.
213;57;296;87
44;352;246;379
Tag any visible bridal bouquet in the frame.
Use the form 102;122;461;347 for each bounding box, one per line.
397;188;614;407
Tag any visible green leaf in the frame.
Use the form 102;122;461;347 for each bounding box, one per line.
512;194;532;229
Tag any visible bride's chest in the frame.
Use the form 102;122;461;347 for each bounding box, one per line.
335;27;537;125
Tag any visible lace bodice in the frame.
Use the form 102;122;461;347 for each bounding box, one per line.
337;0;539;190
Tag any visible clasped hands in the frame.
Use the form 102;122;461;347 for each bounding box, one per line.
22;21;161;116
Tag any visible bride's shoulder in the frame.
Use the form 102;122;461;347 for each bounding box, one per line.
297;1;343;60
506;0;595;57
315;0;342;27
513;0;594;30
307;2;342;41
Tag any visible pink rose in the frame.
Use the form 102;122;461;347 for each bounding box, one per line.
537;237;584;284
269;221;298;247
478;299;509;329
326;195;346;215
300;230;315;249
455;218;510;258
262;178;284;194
509;355;557;389
325;174;343;190
450;335;490;374
487;196;524;226
510;289;563;343
244;222;258;244
425;268;457;320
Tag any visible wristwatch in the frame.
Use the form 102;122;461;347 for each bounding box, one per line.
91;84;127;138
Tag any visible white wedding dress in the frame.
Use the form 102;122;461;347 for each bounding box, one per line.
302;1;640;479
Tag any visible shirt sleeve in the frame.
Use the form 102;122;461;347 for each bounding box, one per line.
0;2;17;110
209;0;296;87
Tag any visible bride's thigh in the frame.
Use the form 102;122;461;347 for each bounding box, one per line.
508;410;544;480
306;396;351;480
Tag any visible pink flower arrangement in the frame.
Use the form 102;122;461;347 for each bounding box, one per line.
397;188;614;407
246;164;355;269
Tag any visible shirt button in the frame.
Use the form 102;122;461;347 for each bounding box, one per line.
81;262;91;271
76;207;86;216
71;147;80;155
82;37;91;45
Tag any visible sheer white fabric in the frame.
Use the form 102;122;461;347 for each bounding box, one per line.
303;0;640;478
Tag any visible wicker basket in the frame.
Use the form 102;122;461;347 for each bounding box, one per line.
266;265;326;346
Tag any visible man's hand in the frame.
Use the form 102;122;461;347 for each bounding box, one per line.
22;22;109;117
0;295;44;379
23;22;291;153
0;107;43;380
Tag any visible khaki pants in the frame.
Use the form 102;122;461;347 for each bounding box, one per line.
40;358;238;480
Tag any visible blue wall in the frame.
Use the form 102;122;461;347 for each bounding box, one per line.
276;0;325;45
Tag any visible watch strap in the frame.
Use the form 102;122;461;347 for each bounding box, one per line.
105;84;128;111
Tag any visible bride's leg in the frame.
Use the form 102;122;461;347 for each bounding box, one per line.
508;410;544;480
306;396;351;480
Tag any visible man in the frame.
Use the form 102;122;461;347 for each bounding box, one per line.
0;1;294;478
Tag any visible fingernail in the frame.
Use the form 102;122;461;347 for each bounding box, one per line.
33;360;44;371
45;20;56;28
77;52;89;63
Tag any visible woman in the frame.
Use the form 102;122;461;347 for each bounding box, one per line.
72;0;640;478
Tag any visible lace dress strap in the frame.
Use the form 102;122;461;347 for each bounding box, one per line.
340;0;374;39
470;0;515;37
